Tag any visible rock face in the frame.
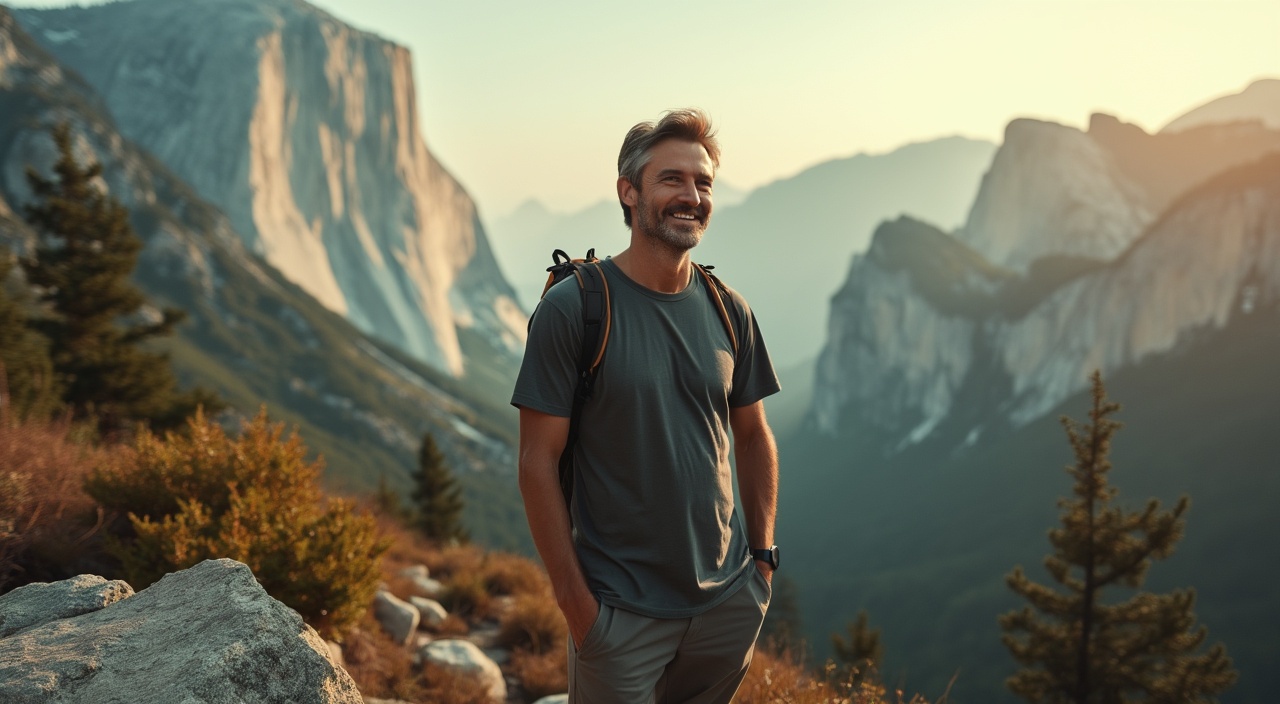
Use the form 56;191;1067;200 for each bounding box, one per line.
14;0;526;376
0;559;362;704
0;574;134;638
958;118;1148;272
813;113;1280;445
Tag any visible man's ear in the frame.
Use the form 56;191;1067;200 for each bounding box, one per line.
617;176;638;208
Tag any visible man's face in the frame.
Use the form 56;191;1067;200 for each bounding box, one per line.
627;139;715;252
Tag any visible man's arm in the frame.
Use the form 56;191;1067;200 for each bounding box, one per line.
517;406;599;646
731;400;779;581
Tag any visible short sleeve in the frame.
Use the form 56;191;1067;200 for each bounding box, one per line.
726;290;781;408
511;281;583;417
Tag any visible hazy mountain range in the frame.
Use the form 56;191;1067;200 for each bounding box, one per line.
489;136;998;369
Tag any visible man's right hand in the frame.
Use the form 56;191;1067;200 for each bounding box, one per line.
563;587;600;649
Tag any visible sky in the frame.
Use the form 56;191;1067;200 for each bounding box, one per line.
12;0;1280;218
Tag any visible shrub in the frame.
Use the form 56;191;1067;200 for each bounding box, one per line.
497;592;567;654
0;410;105;591
509;647;568;700
84;408;389;638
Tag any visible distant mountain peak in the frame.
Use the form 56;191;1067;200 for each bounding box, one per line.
1161;77;1280;134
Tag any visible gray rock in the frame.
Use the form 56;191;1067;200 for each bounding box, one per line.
0;573;134;638
374;590;420;646
532;695;569;704
419;638;507;702
0;558;362;704
405;573;445;598
408;595;448;628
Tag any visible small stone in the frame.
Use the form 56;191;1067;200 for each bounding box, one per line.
419;639;507;702
408;595;448;628
374;591;420;646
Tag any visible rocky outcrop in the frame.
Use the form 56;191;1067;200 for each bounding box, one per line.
958;118;1149;272
992;155;1280;424
0;559;361;704
0;574;133;638
14;0;525;376
814;147;1280;444
814;217;1007;436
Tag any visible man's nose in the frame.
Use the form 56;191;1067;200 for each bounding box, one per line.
676;180;701;205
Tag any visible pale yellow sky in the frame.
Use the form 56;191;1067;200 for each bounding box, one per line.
12;0;1280;217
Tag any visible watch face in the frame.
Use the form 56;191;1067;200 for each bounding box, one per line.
770;545;781;569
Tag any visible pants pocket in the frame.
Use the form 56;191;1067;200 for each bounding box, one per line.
577;602;612;656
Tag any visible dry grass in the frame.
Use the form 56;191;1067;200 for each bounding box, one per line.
497;592;567;654
509;646;568;700
339;621;425;701
418;662;499;704
0;410;109;591
738;644;936;704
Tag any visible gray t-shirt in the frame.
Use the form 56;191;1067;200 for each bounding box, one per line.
512;257;780;618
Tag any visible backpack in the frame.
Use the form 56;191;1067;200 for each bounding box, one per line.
534;248;740;515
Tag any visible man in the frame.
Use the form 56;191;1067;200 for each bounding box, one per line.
513;108;780;703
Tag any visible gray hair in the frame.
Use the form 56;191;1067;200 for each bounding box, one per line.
617;109;721;227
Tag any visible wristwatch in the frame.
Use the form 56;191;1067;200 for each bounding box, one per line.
751;545;780;570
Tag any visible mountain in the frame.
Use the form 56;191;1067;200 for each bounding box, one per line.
697;136;997;367
0;6;528;551
13;0;525;378
1161;77;1280;134
485;138;996;366
781;104;1280;702
487;198;622;311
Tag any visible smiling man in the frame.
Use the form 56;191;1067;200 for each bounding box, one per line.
513;109;781;703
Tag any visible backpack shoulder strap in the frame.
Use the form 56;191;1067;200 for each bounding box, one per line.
693;263;738;357
536;249;611;519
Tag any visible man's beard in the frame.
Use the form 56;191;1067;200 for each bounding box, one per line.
635;193;709;253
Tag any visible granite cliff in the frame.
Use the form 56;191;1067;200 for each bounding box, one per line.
15;0;524;376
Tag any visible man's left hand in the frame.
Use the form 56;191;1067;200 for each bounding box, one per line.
754;559;773;584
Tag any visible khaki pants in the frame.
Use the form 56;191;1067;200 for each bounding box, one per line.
567;567;771;704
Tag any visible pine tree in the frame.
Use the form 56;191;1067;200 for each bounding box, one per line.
410;431;466;542
0;247;59;418
20;123;214;434
832;609;885;682
1000;371;1237;704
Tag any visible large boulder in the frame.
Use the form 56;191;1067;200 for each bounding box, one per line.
0;559;361;704
373;590;420;645
419;638;507;701
0;574;133;638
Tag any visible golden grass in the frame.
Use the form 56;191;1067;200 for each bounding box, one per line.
509;646;568;700
0;410;107;591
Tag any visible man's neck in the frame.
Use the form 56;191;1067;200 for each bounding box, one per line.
612;236;693;294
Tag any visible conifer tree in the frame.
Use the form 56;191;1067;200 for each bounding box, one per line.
0;247;59;418
411;430;466;542
20;123;213;433
832;609;885;682
1000;371;1237;704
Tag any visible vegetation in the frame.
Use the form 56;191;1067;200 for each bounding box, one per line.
19;123;217;435
0;248;59;419
411;431;467;542
1000;371;1237;703
84;408;389;638
833;610;885;684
